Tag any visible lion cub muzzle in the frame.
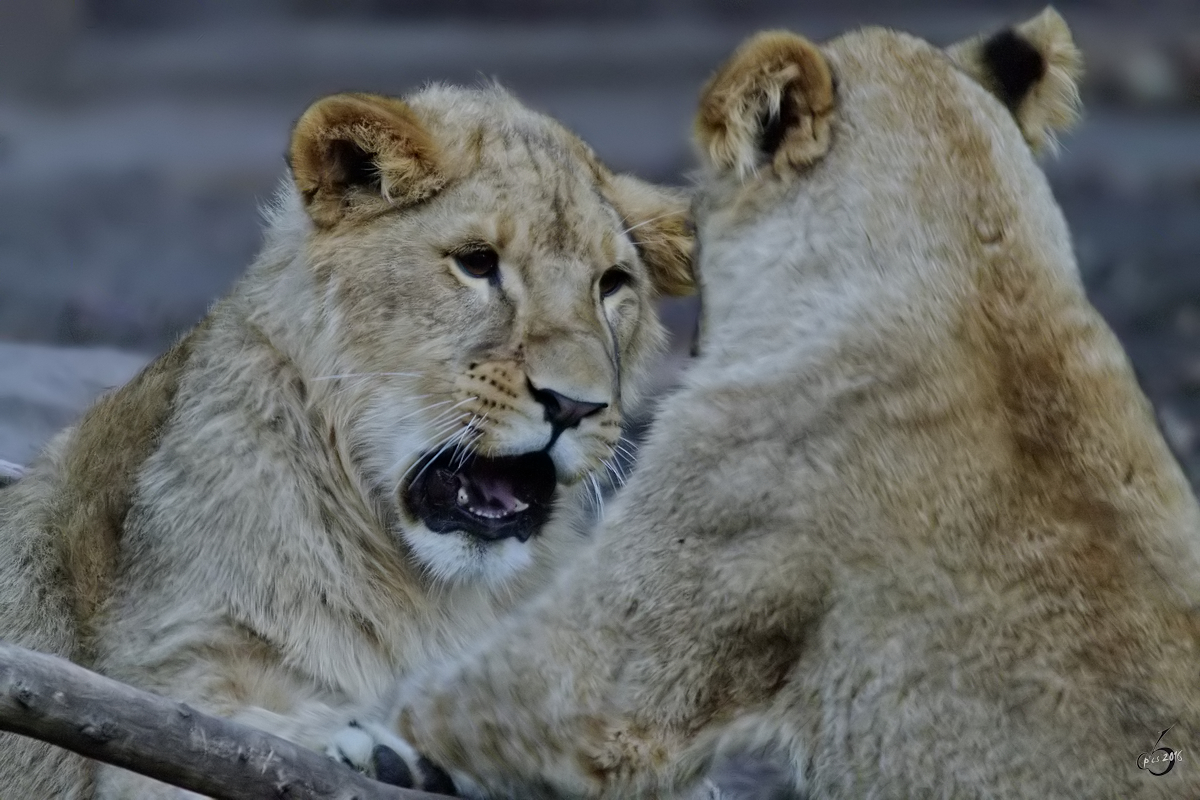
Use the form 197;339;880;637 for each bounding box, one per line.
399;357;613;547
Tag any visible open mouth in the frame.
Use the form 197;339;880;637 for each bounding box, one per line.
404;449;558;543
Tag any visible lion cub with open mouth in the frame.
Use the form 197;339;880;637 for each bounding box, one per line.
0;85;692;798
339;10;1200;799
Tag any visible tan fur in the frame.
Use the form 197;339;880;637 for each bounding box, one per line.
695;31;834;178
0;85;692;799
948;7;1083;152
59;328;205;636
363;12;1200;798
290;92;447;227
601;173;695;298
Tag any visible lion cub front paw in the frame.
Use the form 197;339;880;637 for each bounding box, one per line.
327;720;457;795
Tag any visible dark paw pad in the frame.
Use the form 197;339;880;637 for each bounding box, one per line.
372;744;415;787
416;755;458;795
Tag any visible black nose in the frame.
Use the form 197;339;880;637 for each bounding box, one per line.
528;381;607;430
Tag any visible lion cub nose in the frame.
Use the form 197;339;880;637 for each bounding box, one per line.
527;381;608;430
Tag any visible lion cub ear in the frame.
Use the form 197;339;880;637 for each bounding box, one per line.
694;31;834;178
288;93;446;228
604;174;695;297
948;7;1083;152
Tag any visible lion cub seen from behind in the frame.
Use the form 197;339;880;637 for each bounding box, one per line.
344;10;1200;799
0;85;693;799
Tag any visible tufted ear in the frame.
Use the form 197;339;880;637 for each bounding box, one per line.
695;31;834;178
288;93;447;228
604;174;695;297
948;7;1083;152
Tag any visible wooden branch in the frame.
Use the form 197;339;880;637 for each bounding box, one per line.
0;641;448;800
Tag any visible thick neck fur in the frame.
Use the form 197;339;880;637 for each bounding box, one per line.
228;190;395;557
693;182;951;397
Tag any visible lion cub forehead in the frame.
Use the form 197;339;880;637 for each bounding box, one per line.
406;84;624;240
409;84;600;174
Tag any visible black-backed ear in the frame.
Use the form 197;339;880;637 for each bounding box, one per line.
603;174;695;298
288;93;446;228
948;7;1083;152
695;31;834;178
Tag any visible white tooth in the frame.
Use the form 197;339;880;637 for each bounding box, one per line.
468;505;513;520
457;487;470;506
512;499;529;512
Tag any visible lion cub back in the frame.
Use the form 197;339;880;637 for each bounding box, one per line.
689;8;1200;796
0;330;199;798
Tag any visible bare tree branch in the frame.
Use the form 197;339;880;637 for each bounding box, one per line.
0;641;448;800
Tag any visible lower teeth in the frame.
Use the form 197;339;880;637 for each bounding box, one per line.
470;506;509;519
455;485;530;518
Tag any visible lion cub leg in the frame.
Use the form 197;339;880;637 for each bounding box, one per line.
339;502;825;799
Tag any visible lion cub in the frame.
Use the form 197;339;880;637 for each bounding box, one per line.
344;10;1200;798
0;85;692;798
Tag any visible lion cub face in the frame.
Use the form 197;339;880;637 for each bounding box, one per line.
286;87;693;584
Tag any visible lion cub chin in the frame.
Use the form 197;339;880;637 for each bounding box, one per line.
337;10;1200;799
0;84;694;799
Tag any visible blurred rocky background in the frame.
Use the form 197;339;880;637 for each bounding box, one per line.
1;0;1199;483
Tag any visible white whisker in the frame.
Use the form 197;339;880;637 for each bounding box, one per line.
406;407;481;487
391;398;457;425
451;415;482;469
419;400;473;431
311;371;424;381
586;474;605;517
601;457;626;490
621;235;671;248
395;436;450;488
387;397;478;484
621;211;676;236
412;426;474;487
415;417;465;453
613;440;638;465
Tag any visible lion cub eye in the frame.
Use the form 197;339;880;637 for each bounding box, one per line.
455;248;500;281
598;267;631;298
